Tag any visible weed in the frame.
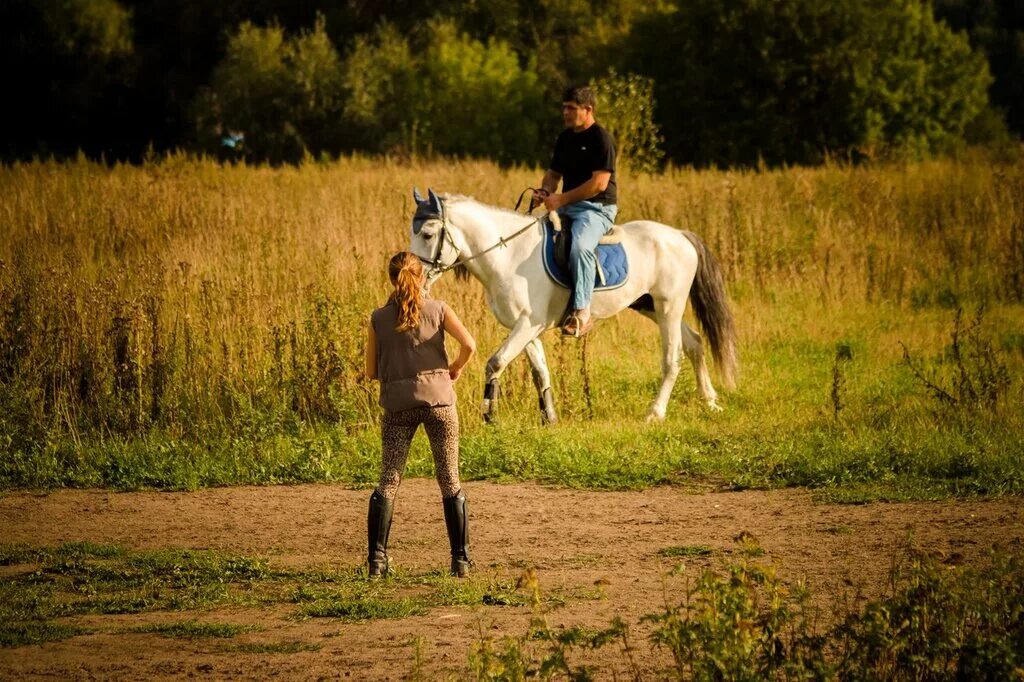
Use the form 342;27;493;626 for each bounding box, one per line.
0;621;87;648
471;547;1024;680
831;342;853;421
901;305;1012;410
297;595;422;621
0;157;1021;503
130;620;256;639
657;546;716;559
225;641;322;654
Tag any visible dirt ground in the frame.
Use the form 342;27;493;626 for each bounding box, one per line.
1;480;1021;680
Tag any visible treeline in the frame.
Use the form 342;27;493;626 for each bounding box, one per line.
3;0;1021;167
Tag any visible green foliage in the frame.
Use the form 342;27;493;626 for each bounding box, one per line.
470;568;634;681
834;549;1024;678
297;594;422;620
628;0;994;165
0;542;569;651
130;620;256;639
226;641;322;654
196;15;345;163
0;621;86;648
853;0;992;157
1;158;1022;502
43;0;134;60
340;22;418;151
590;70;664;173
934;0;1024;137
475;549;1024;680
900;306;1012;411
657;546;715;559
339;19;546;162
646;557;829;679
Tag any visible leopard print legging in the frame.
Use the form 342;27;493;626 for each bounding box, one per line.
377;405;461;500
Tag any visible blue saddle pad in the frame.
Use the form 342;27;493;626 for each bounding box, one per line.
541;220;629;291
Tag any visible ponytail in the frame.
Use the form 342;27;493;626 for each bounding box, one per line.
388;252;424;333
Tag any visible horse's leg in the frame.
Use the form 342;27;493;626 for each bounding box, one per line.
681;321;721;411
648;300;685;422
524;338;557;425
482;319;544;422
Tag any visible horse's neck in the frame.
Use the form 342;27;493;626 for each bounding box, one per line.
450;201;541;277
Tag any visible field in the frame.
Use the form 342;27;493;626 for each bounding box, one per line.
1;155;1023;676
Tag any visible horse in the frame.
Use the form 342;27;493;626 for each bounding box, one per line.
409;188;737;423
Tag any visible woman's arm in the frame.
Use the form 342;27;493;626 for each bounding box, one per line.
443;303;476;381
364;319;378;381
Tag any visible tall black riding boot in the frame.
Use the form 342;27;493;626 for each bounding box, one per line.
442;489;471;577
367;490;394;577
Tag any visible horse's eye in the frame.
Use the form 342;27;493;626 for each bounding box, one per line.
422;233;434;241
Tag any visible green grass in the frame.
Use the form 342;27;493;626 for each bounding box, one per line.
0;621;87;648
297;595;423;620
657;545;716;558
476;547;1024;680
130;620;257;639
0;542;550;648
1;157;1022;503
225;641;322;654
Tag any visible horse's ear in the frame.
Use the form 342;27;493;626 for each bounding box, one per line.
427;188;443;215
413;187;426;204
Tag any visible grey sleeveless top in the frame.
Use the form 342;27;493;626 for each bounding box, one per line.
371;298;456;412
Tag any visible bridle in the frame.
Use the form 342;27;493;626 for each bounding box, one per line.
414;196;543;281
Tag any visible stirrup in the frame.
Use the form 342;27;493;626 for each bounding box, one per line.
561;312;594;338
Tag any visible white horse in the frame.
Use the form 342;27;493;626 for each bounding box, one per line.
409;188;737;423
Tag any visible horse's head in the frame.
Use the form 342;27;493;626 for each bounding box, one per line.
410;188;462;287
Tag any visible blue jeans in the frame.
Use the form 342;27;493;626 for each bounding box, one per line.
558;201;618;310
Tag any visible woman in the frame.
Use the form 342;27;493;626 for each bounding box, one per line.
364;252;476;577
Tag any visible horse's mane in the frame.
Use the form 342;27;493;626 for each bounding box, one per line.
443;193;541;223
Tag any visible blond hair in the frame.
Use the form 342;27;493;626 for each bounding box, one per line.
388;252;424;333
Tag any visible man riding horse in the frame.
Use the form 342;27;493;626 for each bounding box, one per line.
535;86;618;338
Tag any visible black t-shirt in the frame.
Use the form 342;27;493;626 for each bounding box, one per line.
549;122;617;205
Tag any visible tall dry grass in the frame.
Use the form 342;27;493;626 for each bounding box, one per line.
1;153;1022;491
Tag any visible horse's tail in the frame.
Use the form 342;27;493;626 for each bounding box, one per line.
682;231;738;390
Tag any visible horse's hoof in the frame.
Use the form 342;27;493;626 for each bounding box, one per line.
645;411;665;423
706;401;724;413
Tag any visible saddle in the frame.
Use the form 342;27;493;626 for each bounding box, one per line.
548;212;624;272
541;212;628;291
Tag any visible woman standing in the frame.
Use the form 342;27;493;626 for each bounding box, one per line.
364;252;476;577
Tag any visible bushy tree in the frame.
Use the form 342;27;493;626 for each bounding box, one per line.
340;19;547;163
854;0;992;156
411;20;546;163
628;0;993;166
340;22;419;153
2;0;136;158
195;16;344;163
590;71;664;173
935;0;1024;138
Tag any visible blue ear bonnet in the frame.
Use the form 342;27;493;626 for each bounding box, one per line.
412;187;444;234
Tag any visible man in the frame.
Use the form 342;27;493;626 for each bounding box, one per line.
535;86;618;338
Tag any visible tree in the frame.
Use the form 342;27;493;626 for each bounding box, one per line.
195;16;345;163
1;0;136;159
627;0;993;166
590;71;664;173
340;19;547;163
934;0;1024;139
